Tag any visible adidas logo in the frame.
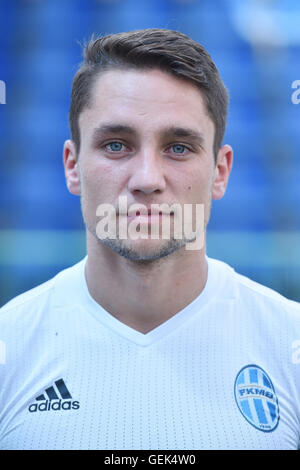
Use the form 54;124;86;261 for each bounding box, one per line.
28;378;80;413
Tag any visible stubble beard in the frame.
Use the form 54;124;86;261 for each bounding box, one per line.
83;214;211;266
81;191;212;266
85;220;196;265
98;234;195;264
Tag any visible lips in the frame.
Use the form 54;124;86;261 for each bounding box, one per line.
135;209;163;216
126;207;174;216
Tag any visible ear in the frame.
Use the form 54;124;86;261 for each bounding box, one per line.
212;144;233;200
63;139;81;196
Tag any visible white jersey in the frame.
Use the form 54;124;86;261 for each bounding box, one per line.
0;256;299;450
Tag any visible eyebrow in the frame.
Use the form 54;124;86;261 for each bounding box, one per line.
161;126;205;146
91;123;205;146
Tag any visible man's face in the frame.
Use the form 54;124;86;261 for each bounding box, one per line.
64;68;232;262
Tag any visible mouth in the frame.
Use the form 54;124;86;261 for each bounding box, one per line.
126;211;173;222
135;209;171;216
122;208;174;224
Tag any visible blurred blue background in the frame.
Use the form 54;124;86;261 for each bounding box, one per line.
0;0;299;306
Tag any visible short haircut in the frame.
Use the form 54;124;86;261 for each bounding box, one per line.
69;28;229;161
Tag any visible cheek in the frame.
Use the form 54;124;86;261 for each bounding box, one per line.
82;172;101;196
79;169;104;214
184;173;212;202
80;162;122;208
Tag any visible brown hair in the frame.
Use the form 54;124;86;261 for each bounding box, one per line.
69;28;229;161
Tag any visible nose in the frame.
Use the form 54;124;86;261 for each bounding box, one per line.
127;148;166;195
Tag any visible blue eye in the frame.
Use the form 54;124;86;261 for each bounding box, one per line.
172;144;186;154
107;142;123;152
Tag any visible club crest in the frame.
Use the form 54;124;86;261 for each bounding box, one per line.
234;364;280;432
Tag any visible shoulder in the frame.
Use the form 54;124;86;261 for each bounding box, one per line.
0;258;87;324
0;275;58;357
0;277;55;320
234;268;300;312
208;256;300;320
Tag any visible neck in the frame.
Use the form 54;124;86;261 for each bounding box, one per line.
84;231;208;334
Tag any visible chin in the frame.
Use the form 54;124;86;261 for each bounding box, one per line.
100;237;187;263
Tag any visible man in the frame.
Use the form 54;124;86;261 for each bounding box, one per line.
0;29;299;450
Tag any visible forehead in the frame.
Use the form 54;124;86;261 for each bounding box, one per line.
78;68;214;139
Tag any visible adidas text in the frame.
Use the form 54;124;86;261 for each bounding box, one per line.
29;399;80;412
